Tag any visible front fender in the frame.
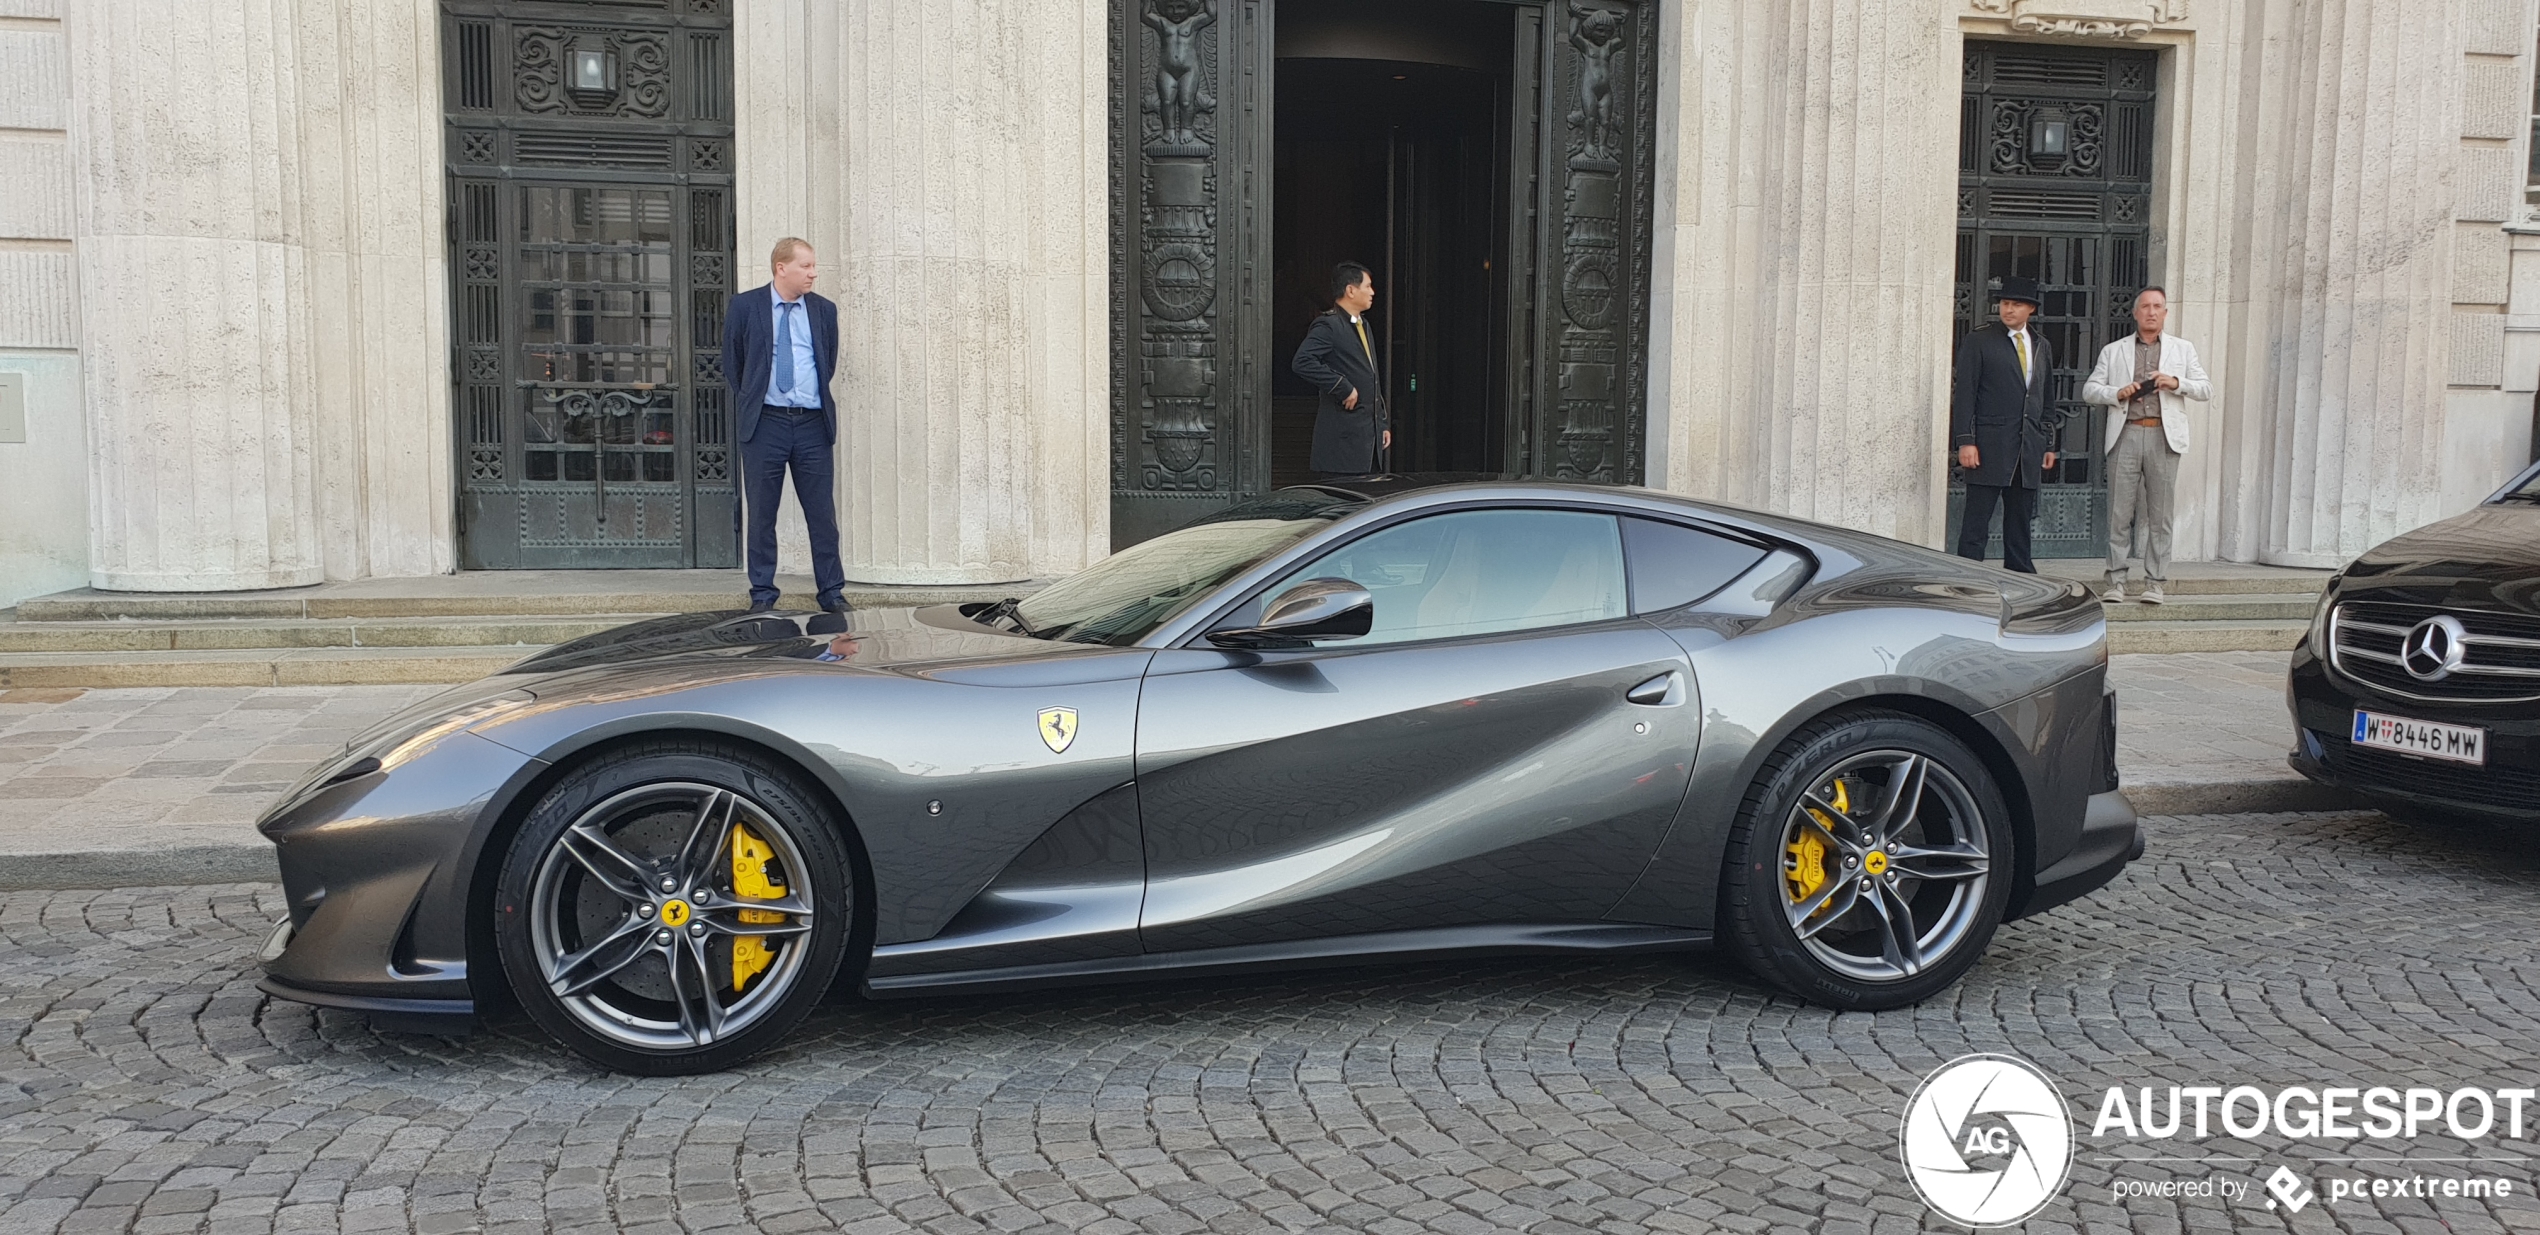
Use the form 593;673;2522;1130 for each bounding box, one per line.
261;731;543;1001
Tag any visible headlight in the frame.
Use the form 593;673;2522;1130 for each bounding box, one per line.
268;688;536;817
2306;578;2339;655
369;689;537;772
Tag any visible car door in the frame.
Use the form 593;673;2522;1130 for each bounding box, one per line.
1132;506;1701;953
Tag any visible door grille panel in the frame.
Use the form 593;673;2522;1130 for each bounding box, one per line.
444;0;735;570
1950;41;2157;561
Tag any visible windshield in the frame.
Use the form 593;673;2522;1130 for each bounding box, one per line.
1010;491;1358;645
2501;466;2540;503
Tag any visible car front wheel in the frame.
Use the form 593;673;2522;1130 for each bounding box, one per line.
494;741;853;1074
1720;711;2013;1010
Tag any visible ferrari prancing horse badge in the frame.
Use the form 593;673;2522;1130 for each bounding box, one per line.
1037;706;1078;754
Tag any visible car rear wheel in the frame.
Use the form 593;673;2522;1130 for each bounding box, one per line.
495;742;853;1074
1720;712;2012;1010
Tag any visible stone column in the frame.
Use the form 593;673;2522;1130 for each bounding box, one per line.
66;0;326;591
287;0;454;581
1652;0;1962;547
2228;0;2460;567
737;0;1108;585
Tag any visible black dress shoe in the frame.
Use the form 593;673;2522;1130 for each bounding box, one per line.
820;599;853;616
746;601;777;614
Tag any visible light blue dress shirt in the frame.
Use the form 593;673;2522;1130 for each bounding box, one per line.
766;286;820;408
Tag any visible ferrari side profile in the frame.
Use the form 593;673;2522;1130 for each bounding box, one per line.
256;477;2137;1073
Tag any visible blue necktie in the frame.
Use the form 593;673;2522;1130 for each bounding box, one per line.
773;302;797;397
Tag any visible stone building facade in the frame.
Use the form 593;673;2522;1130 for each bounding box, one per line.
2;0;2534;607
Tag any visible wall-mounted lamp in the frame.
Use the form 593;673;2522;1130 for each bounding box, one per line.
2030;109;2070;160
571;44;614;94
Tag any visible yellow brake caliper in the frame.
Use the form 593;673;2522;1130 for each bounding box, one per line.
1785;779;1850;913
729;822;788;992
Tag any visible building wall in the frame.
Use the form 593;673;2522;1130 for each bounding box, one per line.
734;0;1112;586
2449;0;2540;510
0;0;87;609
13;2;2537;600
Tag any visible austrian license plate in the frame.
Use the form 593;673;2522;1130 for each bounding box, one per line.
2352;710;2487;766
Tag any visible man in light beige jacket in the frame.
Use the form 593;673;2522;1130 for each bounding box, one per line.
2083;287;2210;605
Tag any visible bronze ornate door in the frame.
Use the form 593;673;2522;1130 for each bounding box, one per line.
444;0;738;569
1505;0;1659;485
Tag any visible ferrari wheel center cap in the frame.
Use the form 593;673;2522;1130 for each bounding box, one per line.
1863;850;1890;876
659;899;692;928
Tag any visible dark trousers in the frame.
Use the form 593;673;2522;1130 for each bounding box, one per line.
739;407;845;609
1956;482;2039;574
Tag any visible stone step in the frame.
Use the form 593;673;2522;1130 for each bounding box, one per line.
0;614;645;654
0;646;530;689
12;576;1027;622
2106;619;2309;654
2100;593;2319;622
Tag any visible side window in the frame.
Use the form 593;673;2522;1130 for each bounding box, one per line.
1622;517;1770;612
1278;509;1626;647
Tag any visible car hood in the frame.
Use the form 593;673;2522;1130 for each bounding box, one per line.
498;604;1098;681
2337;503;2540;616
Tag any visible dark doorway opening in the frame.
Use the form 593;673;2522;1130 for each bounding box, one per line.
1270;2;1513;487
1111;0;1659;546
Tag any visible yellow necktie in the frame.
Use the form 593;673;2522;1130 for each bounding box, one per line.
1354;317;1376;367
2013;331;2030;383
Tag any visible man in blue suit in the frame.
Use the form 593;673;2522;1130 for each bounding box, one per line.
723;237;846;613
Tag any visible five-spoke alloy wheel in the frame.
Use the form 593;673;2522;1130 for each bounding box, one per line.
1721;712;2013;1009
496;742;853;1074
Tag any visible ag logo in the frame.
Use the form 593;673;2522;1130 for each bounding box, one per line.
1900;1054;2072;1227
1037;706;1078;754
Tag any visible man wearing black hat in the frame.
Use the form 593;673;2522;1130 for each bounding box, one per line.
1950;275;2057;573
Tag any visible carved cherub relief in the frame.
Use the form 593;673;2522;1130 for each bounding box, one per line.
1567;6;1622;161
1144;0;1217;147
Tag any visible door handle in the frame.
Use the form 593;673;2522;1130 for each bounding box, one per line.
1626;671;1680;706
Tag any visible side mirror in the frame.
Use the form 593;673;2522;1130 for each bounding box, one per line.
1206;577;1374;648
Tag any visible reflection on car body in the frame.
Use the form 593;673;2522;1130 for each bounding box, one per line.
256;477;2137;1073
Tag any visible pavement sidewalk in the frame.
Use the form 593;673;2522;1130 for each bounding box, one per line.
0;651;2349;890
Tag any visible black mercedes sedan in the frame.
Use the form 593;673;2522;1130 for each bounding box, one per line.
256;478;2136;1073
2290;459;2540;820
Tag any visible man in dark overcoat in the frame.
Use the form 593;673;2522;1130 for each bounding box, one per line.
1291;262;1390;477
1950;274;2057;574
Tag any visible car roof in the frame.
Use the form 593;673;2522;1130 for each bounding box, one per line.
1273;474;1762;536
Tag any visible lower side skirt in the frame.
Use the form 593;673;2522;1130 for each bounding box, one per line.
861;923;1712;999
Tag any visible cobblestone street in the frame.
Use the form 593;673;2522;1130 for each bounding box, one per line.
7;809;2540;1234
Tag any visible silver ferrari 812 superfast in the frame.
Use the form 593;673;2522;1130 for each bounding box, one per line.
257;478;2137;1073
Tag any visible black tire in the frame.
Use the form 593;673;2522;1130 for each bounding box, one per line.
494;740;855;1074
1719;711;2014;1010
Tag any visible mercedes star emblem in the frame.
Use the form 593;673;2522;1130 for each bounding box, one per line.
2400;614;2470;681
